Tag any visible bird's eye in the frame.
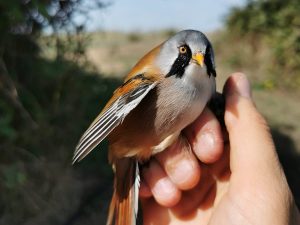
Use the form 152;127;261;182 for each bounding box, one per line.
179;46;187;54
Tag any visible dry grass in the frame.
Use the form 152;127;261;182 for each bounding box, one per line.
86;31;167;77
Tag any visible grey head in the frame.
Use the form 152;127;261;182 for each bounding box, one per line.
155;30;216;78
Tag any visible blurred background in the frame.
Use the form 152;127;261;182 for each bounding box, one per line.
0;0;299;224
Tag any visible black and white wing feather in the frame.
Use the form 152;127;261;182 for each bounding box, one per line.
73;79;157;163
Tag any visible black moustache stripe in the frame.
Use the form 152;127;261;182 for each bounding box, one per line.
204;43;217;77
166;44;192;78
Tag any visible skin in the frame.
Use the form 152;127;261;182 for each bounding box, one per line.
140;73;300;225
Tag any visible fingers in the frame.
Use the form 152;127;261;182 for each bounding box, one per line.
141;107;224;206
142;159;181;207
185;108;224;163
155;136;201;190
141;136;200;207
223;73;278;176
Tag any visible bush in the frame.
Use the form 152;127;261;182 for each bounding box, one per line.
226;0;300;87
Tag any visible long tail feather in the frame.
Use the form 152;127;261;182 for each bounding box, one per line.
106;188;117;225
107;159;139;225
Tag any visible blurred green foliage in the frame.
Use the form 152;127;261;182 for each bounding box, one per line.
0;1;118;224
226;0;300;87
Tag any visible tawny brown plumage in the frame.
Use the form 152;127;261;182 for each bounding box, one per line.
73;30;217;225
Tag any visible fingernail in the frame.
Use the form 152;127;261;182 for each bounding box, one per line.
236;73;252;99
225;73;252;99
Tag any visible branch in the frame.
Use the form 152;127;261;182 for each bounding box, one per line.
0;57;38;129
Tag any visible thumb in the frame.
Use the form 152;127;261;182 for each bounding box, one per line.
223;73;280;177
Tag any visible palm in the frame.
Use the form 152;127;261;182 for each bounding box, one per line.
142;148;253;225
141;146;225;223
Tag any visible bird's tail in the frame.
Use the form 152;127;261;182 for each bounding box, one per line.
107;158;140;225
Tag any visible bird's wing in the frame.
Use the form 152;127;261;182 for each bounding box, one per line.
73;74;158;163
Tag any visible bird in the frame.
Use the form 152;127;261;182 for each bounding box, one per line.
73;30;217;225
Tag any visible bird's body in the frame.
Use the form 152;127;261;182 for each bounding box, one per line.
73;30;217;225
109;64;215;161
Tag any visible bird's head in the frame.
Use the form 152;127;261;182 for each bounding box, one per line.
157;30;216;79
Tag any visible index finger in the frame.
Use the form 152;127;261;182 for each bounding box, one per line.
184;107;224;163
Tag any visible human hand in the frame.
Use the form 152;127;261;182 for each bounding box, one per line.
140;73;300;225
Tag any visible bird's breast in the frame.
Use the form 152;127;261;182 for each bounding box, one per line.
154;75;213;136
108;74;215;161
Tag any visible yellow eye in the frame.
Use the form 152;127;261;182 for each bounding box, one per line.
179;46;187;54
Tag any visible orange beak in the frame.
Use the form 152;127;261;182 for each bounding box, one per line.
192;53;204;67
